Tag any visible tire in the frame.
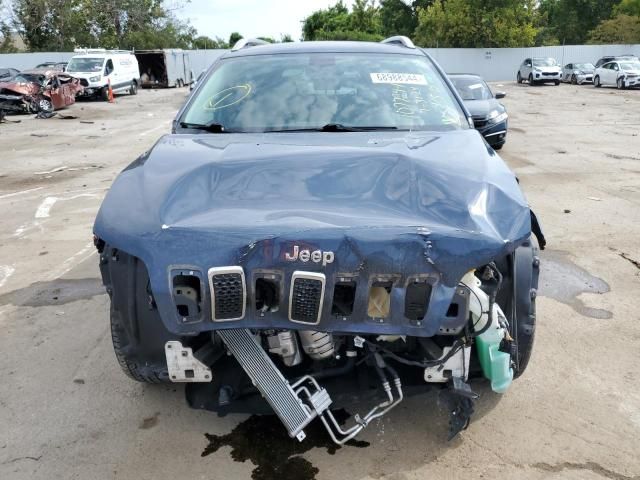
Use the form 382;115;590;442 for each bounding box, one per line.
101;87;110;101
130;80;138;95
571;74;577;85
493;240;539;379
594;76;601;88
37;96;54;113
102;245;178;384
493;144;503;150
517;72;522;84
528;74;535;86
510;241;539;378
617;77;626;90
554;80;560;86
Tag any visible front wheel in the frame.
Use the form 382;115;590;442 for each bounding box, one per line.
594;76;601;88
37;96;54;113
554;80;560;86
517;72;522;84
130;80;138;95
528;74;535;86
571;74;577;85
617;77;626;90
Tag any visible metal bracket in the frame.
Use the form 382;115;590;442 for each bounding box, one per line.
165;341;212;382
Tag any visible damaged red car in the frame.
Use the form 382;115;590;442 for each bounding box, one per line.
0;69;83;114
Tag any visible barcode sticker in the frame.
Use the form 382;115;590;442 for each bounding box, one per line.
370;72;427;85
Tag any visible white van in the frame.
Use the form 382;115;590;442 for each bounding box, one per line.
66;49;141;100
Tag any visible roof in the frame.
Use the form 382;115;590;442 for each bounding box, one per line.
223;41;425;58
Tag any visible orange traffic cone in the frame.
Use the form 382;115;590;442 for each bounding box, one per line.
107;78;115;103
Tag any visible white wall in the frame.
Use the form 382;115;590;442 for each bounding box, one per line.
2;45;639;82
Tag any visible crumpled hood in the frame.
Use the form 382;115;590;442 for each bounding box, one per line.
0;81;40;96
95;130;531;336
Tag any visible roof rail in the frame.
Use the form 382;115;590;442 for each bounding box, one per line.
73;48;132;54
380;36;416;49
231;38;270;52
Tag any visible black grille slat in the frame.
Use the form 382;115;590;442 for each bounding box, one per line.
211;273;244;320
291;278;323;323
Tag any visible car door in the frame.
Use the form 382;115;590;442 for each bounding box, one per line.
104;58;116;89
563;64;572;81
611;62;621;84
46;75;67;109
521;58;532;78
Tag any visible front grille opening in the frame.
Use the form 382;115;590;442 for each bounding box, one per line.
173;274;202;319
446;303;459;317
368;281;392;318
404;281;432;320
256;278;280;313
211;272;244;320
331;281;356;316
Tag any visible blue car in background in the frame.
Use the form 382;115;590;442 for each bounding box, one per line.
449;73;508;150
94;37;543;445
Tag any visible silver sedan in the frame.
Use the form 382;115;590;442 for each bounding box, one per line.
561;63;595;84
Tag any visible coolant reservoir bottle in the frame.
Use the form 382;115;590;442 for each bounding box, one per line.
462;271;513;393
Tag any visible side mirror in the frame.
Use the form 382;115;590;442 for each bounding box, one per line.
495;92;506;99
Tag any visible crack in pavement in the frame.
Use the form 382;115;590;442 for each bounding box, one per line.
1;455;42;465
619;252;640;270
531;461;639;480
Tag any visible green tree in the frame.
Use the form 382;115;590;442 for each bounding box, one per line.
538;0;619;44
414;0;538;48
280;33;294;42
228;32;243;46
192;35;218;49
588;13;640;43
302;0;383;41
380;0;433;37
614;0;640;16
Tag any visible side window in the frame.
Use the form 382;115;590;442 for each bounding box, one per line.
525;58;531;66
566;64;572;69
613;63;619;71
105;59;114;76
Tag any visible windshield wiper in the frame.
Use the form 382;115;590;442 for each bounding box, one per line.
179;121;228;133
265;124;400;133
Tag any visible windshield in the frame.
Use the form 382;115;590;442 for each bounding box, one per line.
67;57;104;73
12;73;45;85
620;62;640;71
449;76;493;101
533;58;558;67
181;53;467;132
575;63;594;70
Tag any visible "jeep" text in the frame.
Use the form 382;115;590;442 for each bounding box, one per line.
285;245;334;266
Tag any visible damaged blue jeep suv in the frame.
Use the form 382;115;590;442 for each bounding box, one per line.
94;37;544;443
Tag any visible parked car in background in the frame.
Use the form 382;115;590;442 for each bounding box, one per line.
0;67;20;81
449;73;508;149
594;60;640;89
561;63;595;84
517;57;562;85
35;62;68;72
0;69;83;113
66;48;140;100
594;55;638;68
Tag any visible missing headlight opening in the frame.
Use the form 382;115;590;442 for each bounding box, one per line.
95;39;542;447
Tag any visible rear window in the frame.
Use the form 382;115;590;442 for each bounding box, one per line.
182;52;467;132
450;76;493;100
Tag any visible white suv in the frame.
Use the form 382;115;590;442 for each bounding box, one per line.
517;57;562;86
66;49;141;100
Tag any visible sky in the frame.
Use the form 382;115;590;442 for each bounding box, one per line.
174;0;356;43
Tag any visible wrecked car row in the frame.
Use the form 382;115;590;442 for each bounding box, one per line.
95;36;544;445
0;69;83;114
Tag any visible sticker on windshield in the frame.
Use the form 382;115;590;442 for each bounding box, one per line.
370;73;427;85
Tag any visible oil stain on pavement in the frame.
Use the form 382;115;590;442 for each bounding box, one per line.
202;410;369;480
539;250;612;319
0;277;104;307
